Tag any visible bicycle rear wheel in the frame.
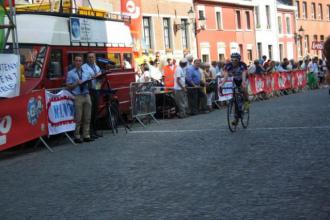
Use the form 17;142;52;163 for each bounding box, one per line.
227;100;238;132
241;104;250;129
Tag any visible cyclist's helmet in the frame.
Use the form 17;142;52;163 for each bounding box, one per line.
230;52;241;61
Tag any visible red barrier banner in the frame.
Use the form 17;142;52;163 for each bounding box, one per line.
273;72;280;91
296;70;307;88
277;72;288;90
284;72;292;89
248;74;265;95
0;90;48;151
264;74;273;94
291;71;298;89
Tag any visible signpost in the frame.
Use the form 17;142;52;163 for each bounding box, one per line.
312;41;324;50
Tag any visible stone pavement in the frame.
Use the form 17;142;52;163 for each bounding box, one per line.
0;89;330;219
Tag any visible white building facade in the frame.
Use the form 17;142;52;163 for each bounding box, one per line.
253;0;281;61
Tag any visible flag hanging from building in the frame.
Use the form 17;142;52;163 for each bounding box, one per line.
121;0;142;55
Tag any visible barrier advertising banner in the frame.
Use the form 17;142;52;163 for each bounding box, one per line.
46;90;75;135
0;90;48;151
0;54;20;98
246;71;307;95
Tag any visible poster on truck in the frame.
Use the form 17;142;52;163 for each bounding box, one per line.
0;54;20;98
46;90;76;135
0;90;48;151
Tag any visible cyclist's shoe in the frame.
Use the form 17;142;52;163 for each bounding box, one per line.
243;101;250;110
231;119;239;126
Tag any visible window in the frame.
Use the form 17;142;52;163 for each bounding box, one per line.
216;11;222;30
278;16;282;34
302;2;307;18
202;54;209;63
181;19;189;49
19;46;46;78
246;11;251;30
108;53;121;68
279;44;283;61
142;17;152;49
247;49;253;62
123;53;133;69
305;35;310;53
257;42;262;59
198;10;205;20
296;1;300;18
286;17;291;34
266;5;271;29
236;10;241;29
313;34;318;41
320;35;325;41
311;3;316;19
318;4;323;20
255;6;260;28
163;18;172;49
218;54;225;61
239;44;243;60
48;49;63;78
268;45;273;60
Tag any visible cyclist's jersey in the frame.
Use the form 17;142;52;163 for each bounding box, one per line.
224;61;247;81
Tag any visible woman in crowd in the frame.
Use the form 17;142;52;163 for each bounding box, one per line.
203;63;216;111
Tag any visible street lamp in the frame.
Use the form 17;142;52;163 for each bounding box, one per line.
294;26;305;43
187;6;206;35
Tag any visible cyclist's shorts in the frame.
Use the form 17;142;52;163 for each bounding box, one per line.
233;78;242;87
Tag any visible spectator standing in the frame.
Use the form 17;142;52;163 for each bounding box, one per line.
259;55;267;65
82;52;103;139
186;59;202;115
173;58;189;118
318;59;326;85
210;61;217;76
66;55;93;143
186;54;194;67
149;60;162;83
204;63;216;111
307;57;319;89
163;58;176;90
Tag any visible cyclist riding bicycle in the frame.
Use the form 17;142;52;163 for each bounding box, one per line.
220;52;250;125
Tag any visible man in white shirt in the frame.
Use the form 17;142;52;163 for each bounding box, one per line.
149;60;163;83
174;58;189;118
82;52;103;139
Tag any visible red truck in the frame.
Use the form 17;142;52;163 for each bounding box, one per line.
12;12;136;120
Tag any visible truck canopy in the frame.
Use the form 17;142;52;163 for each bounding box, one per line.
6;13;133;47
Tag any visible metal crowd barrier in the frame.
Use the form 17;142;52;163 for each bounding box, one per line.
130;82;159;127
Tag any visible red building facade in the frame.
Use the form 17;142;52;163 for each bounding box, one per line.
194;0;257;64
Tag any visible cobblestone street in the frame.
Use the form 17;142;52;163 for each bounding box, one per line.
1;89;330;219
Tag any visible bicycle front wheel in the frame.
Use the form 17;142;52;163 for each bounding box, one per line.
241;104;250;129
227;100;237;132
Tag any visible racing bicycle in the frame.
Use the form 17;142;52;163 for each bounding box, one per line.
225;85;250;132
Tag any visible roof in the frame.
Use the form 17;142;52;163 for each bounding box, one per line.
6;13;133;47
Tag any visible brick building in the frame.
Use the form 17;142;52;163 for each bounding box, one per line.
107;0;197;59
294;0;330;58
194;0;257;64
